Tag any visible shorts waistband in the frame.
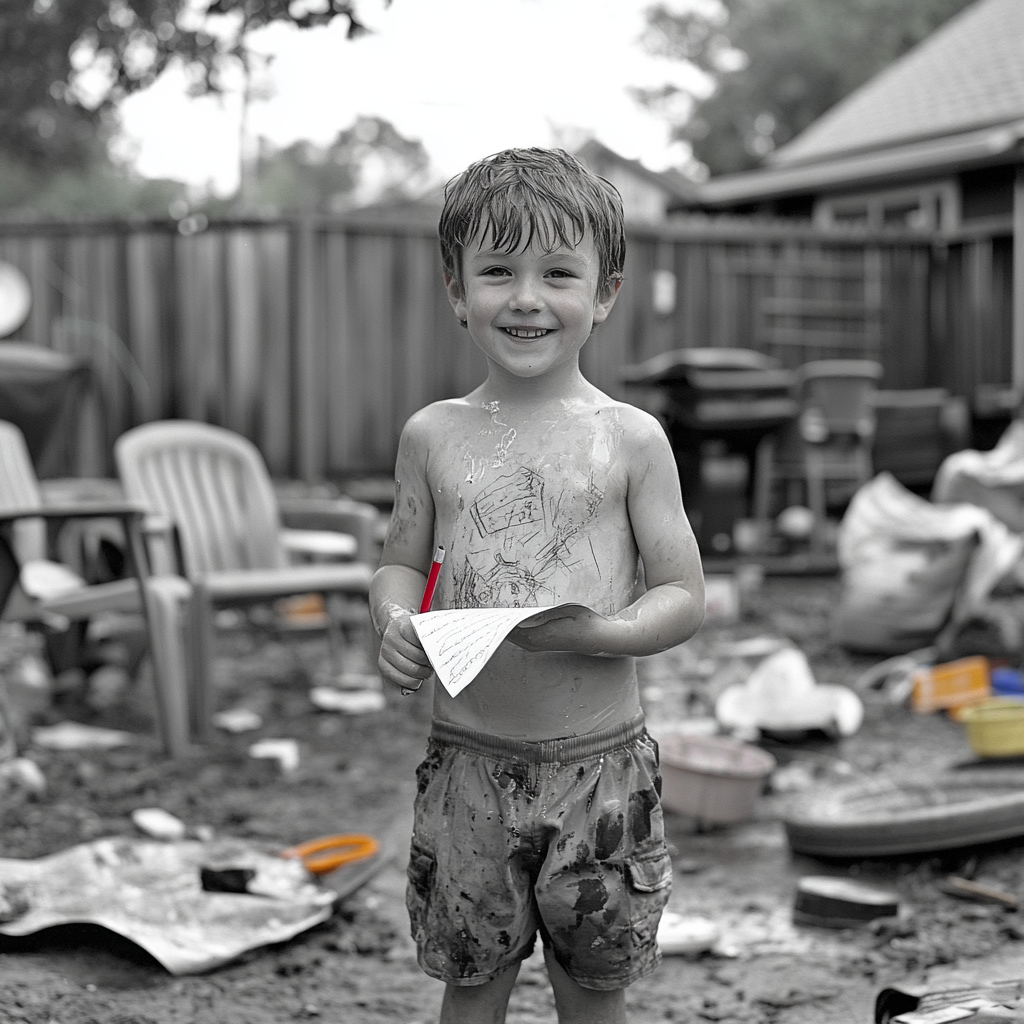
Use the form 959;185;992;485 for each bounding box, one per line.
429;713;647;764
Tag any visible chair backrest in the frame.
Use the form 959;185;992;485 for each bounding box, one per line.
797;360;883;435
115;420;286;577
0;419;45;561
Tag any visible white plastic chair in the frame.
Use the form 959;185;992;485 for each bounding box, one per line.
114;420;375;742
753;360;883;542
0;419;192;757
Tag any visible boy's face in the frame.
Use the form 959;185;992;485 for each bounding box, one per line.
446;225;620;381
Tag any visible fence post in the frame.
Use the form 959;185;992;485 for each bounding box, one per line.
294;217;323;483
1014;166;1024;394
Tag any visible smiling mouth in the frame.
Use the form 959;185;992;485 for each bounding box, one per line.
503;327;553;339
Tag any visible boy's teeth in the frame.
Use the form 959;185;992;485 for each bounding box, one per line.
506;328;549;338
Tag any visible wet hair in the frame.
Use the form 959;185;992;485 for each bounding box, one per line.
439;147;626;295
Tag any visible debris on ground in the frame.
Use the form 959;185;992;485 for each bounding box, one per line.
0;836;339;974
248;737;301;773
131;807;188;840
31;721;136;750
792;876;900;929
715;645;864;739
212;706;264;733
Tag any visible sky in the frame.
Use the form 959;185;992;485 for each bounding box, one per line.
116;0;712;196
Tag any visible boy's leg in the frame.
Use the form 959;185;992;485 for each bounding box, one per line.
544;950;627;1024
440;962;521;1024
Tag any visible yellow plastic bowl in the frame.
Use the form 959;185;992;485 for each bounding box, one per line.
959;699;1024;757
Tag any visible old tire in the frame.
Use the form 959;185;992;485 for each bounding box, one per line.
783;770;1024;857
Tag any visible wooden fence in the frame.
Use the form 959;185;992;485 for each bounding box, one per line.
0;214;1013;480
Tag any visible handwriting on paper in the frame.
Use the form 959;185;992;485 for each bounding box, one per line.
410;604;589;697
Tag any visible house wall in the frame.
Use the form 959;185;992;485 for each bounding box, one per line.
0;215;1007;481
580;155;669;223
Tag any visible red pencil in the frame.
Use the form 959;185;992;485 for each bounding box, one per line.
419;545;445;613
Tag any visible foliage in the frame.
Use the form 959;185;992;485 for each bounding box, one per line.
247;115;431;214
0;145;189;219
637;0;977;176
0;0;380;171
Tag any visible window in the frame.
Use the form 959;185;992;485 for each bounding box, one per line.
814;181;958;232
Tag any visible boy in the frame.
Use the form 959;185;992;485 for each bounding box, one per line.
370;148;704;1024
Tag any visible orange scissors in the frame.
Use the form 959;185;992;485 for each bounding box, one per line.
280;834;379;875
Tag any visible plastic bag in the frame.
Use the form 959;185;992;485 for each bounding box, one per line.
933;419;1024;531
831;473;1023;654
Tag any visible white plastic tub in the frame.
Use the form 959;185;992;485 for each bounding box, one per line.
656;733;776;826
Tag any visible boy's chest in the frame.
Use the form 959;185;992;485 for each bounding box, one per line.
428;419;634;608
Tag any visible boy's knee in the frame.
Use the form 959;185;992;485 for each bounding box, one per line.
440;964;521;1022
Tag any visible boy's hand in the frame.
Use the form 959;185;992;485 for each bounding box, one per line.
378;612;433;692
508;606;620;656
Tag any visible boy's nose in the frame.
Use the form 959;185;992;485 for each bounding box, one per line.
509;276;542;312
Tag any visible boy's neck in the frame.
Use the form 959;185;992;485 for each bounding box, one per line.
480;356;593;409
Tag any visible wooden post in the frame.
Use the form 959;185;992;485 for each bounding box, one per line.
294;218;324;483
1014;165;1024;394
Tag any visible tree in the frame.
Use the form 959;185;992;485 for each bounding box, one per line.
0;0;380;172
636;0;977;177
248;115;432;214
0;143;190;218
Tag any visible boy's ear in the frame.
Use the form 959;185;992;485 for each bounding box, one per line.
444;273;468;324
592;279;622;325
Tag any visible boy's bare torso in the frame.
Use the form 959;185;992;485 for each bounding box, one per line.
417;388;647;740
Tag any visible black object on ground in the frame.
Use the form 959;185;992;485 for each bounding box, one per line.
793;876;899;929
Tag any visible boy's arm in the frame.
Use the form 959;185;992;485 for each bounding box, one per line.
512;411;704;657
370;412;437;691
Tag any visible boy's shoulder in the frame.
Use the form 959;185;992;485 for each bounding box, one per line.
594;394;672;448
401;398;470;439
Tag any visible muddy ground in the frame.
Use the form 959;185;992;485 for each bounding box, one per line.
1;573;1023;1024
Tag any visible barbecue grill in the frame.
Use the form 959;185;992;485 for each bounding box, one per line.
621;348;798;552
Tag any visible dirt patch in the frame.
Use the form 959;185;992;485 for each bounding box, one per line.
2;575;1023;1023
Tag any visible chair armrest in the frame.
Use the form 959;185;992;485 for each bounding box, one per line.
0;502;153;594
277;497;382;566
0;500;147;524
281;528;359;561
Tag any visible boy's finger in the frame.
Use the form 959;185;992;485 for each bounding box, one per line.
382;647;433;678
378;658;427;691
390;638;432;668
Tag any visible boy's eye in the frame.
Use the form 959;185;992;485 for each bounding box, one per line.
481;266;511;277
545;269;574;279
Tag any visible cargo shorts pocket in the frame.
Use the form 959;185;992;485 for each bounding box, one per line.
627;845;672;893
625;844;673;949
406;840;437;942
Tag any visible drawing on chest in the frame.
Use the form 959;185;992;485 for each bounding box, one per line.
470;467;545;537
453;465;606;607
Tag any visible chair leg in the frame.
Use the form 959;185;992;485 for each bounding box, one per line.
142;576;193;758
325;593;344;673
188;583;217;743
752;435;776;522
326;593;378;680
805;449;828;551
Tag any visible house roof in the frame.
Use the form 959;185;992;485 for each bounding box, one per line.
772;0;1024;168
575;139;699;202
696;0;1024;206
700;118;1024;205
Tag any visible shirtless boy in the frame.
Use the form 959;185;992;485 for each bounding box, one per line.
370;147;705;1024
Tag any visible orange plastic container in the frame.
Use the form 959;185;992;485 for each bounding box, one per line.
911;656;991;714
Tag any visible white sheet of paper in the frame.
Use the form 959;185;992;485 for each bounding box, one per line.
411;604;586;697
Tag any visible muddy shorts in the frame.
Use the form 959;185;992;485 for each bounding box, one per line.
406;712;672;991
